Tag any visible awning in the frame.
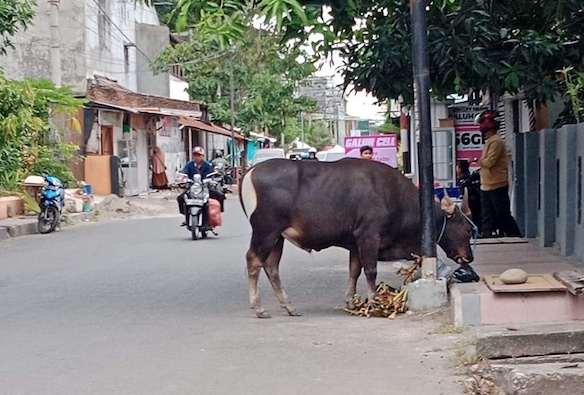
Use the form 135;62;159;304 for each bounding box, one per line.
179;117;246;140
134;107;202;118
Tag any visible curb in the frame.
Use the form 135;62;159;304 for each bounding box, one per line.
0;221;39;238
0;212;95;242
0;227;9;241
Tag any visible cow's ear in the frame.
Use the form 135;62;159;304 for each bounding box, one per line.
441;196;456;215
461;188;471;216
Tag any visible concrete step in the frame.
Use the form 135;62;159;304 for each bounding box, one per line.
475;322;584;359
451;282;584;327
491;359;584;395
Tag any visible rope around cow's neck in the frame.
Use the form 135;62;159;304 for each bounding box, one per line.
437;206;480;254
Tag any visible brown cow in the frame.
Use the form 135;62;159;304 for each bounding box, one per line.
239;158;474;318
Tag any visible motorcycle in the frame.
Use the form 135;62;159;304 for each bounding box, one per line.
212;167;232;194
180;173;222;240
38;175;65;234
458;169;482;233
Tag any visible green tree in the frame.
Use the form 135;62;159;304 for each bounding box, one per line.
304;120;332;150
154;25;317;144
155;0;584;108
0;70;86;192
0;0;35;55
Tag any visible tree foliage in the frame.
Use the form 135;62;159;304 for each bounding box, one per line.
0;70;86;191
0;0;35;55
155;0;584;106
154;25;317;144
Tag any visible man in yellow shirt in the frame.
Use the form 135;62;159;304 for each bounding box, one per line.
472;110;521;238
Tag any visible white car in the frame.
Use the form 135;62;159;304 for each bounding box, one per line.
251;148;286;166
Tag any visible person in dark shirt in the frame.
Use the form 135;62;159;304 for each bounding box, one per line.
177;146;225;227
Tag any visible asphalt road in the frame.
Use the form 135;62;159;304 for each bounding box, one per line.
0;197;466;395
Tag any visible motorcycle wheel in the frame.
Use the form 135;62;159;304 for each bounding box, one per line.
38;205;59;234
191;214;198;240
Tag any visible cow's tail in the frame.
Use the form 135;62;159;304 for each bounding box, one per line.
239;167;257;220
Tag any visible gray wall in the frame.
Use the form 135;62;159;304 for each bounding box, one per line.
0;0;87;93
135;23;170;97
515;123;584;262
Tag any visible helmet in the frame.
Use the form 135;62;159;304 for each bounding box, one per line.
474;110;499;132
308;147;317;153
452;265;480;283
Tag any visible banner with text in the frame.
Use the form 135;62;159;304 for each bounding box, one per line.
448;105;489;169
344;134;398;168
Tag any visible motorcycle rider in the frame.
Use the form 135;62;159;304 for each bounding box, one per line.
176;146;225;227
307;147;318;161
212;151;229;177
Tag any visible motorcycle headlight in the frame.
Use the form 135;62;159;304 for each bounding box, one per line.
190;183;203;197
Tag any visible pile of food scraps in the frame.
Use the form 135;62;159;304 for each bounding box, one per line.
341;282;408;319
341;254;423;319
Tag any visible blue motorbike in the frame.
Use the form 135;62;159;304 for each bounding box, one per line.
38;175;65;234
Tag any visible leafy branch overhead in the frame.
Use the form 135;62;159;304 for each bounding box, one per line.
0;0;35;55
154;0;584;105
0;70;86;191
154;25;317;143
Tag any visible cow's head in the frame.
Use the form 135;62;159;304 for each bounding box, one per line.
437;192;475;264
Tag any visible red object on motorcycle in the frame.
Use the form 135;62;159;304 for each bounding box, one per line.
208;198;222;227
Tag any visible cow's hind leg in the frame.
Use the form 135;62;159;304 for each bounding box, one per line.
358;236;380;302
345;249;362;309
246;246;270;318
263;237;301;316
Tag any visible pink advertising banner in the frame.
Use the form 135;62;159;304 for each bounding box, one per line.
344;134;398;168
448;105;489;170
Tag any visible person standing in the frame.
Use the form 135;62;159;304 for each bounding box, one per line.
151;147;169;190
472;110;521;238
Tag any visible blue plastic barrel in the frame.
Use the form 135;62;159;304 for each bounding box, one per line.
83;184;92;195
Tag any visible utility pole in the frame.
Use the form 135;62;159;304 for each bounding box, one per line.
300;111;305;143
411;0;437;274
48;0;61;87
229;49;236;170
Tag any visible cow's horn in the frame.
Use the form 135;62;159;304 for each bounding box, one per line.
441;196;455;215
462;187;471;216
443;187;450;199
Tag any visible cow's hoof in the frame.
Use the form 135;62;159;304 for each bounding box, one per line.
256;311;271;319
345;300;356;310
284;307;302;317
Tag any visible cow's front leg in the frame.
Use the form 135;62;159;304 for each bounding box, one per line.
358;236;380;302
246;248;270;318
263;237;302;317
345;249;362;309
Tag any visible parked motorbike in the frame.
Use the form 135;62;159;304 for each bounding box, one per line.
180;173;222;240
458;169;482;233
38;175;65;234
